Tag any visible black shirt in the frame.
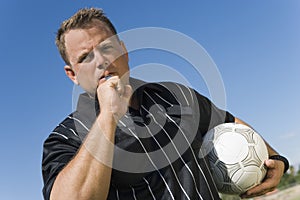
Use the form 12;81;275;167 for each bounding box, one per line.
42;78;235;200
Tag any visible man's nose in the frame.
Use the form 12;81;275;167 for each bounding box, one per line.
94;51;108;70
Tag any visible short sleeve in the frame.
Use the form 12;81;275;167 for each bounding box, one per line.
42;123;81;200
195;92;235;136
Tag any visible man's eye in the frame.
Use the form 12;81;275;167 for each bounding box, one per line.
101;45;113;53
79;52;94;63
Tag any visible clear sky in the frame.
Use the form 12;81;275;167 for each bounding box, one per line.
0;0;299;199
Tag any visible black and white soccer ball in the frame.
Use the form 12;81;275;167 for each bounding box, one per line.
202;123;268;195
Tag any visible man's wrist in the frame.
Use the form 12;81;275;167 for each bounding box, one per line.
269;155;289;173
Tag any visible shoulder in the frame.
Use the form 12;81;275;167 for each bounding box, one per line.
43;112;83;147
154;81;209;106
43;92;99;145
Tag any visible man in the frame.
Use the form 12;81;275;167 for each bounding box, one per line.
42;7;288;200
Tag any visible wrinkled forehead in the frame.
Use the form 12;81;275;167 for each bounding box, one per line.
64;22;119;65
65;19;115;48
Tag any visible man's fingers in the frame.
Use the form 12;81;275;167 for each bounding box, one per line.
241;182;275;198
103;76;124;96
265;159;276;169
122;85;132;99
248;182;271;193
115;81;124;96
240;159;281;199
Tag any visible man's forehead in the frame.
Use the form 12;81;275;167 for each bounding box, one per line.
65;29;117;50
65;20;112;44
65;26;119;64
89;19;114;35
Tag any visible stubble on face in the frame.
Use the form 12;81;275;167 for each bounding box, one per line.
64;21;130;95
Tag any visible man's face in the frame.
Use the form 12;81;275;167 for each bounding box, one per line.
64;22;130;96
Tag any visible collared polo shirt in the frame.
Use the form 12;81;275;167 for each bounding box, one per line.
42;78;235;200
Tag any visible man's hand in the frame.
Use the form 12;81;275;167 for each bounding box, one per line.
240;159;285;199
97;75;132;121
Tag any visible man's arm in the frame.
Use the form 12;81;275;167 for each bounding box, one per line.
50;113;116;200
234;117;286;198
50;77;132;200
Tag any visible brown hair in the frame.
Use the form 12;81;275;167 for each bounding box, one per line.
55;7;118;65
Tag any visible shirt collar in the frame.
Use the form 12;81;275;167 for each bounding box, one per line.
76;77;164;118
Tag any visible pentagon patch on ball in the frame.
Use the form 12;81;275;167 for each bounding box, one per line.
202;123;268;195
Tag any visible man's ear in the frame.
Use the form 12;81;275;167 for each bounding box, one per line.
64;65;79;85
120;41;129;62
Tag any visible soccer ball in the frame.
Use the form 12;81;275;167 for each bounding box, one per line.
202;123;268;195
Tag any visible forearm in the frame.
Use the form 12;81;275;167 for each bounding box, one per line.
50;113;116;200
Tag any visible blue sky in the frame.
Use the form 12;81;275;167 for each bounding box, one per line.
0;0;299;199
